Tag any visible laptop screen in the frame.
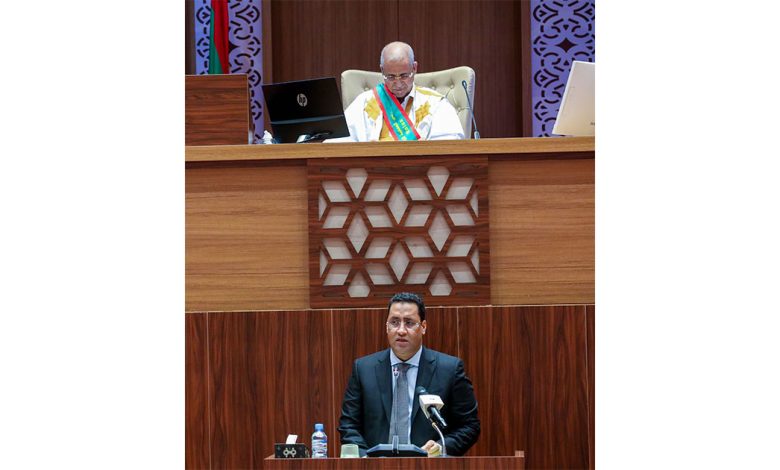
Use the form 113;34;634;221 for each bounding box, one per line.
261;77;350;143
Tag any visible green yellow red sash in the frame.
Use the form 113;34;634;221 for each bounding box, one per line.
373;84;420;141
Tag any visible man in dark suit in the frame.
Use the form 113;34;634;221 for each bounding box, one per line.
338;292;480;456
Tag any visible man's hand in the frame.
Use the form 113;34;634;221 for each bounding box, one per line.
421;440;441;457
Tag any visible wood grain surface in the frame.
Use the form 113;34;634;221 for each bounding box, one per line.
263;454;525;469
186;305;592;469
586;304;595;469
269;0;397;83
186;312;210;469
489;158;595;304
185;75;251;146
185;137;595;163
186;165;309;311
185;139;593;311
458;305;590;469
207;311;336;469
398;0;526;138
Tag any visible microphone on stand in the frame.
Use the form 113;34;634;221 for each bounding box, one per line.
461;80;480;140
416;387;447;428
416;386;448;457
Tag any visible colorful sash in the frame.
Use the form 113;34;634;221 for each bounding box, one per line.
373;84;421;141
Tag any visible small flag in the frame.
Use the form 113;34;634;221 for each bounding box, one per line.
208;0;230;74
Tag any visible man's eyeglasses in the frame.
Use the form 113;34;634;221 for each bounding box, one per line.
383;72;414;82
386;319;421;331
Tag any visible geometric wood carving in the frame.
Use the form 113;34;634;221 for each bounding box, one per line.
308;156;490;308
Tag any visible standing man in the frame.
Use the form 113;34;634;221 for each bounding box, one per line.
338;292;480;456
340;42;465;142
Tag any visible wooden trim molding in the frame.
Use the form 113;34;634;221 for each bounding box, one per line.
185;136;595;163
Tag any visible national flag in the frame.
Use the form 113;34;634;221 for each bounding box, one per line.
208;0;230;74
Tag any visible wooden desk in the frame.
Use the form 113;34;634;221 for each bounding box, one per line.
186;137;594;311
185;139;594;469
264;452;525;469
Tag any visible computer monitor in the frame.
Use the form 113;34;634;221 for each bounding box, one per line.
261;77;350;143
552;61;595;136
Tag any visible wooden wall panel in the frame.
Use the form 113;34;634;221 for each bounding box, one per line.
186;312;210;469
398;0;525;138
458;305;590;469
329;308;387;460
586;304;595;470
267;0;529;138
269;0;398;83
187;305;593;468
490;158;595;304
186;165;309;311
423;307;461;360
208;311;335;469
185;75;251;145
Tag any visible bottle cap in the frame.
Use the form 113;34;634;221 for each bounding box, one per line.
315;423;324;431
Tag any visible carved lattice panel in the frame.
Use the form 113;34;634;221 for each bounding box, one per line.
531;0;595;136
308;157;490;309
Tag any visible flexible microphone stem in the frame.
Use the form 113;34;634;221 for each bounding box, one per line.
431;422;447;457
461;80;480;139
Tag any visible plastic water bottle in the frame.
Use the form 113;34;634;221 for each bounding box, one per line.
311;423;327;458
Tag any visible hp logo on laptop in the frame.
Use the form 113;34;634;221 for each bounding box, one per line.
296;93;308;107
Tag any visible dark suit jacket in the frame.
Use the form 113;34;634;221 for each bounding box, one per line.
338;346;480;456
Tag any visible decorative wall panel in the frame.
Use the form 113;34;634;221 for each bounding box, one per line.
308;157;490;309
530;0;595;137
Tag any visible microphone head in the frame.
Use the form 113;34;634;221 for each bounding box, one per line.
415;386;427;395
461;80;468;89
418;393;444;420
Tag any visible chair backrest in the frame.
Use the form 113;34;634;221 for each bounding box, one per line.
340;66;476;138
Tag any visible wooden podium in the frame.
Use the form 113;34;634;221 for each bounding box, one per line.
264;452;525;469
185;137;594;469
186;137;594;311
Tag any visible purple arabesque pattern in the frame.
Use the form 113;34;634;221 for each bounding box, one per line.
530;0;595;137
194;0;264;142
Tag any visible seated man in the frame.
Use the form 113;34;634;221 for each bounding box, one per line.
338;292;480;456
339;42;465;142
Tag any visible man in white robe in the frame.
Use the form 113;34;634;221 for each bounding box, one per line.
332;42;465;142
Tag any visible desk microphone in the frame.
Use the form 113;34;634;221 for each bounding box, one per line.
416;386;448;457
461;80;480;140
416;387;448;429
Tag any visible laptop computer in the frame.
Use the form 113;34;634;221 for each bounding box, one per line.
261;77;350;143
552;61;595;136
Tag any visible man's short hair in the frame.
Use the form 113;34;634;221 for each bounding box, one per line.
387;292;426;321
379;42;415;68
